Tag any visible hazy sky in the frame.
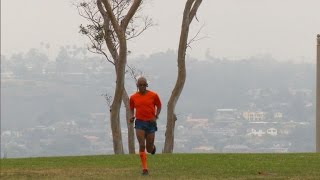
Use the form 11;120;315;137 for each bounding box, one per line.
1;0;320;62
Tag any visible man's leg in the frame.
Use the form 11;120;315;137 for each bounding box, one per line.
146;132;156;154
136;129;148;174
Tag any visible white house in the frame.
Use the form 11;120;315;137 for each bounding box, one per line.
266;128;278;136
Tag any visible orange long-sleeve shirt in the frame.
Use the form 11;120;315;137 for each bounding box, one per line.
129;90;161;121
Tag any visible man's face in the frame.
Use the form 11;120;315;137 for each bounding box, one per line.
137;79;148;93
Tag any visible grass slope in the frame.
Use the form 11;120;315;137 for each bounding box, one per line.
1;153;320;179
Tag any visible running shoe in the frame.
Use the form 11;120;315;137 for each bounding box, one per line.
142;169;149;175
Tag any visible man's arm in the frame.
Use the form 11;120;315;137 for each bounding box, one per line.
129;109;135;123
155;107;161;119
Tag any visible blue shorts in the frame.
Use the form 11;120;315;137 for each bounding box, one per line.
135;119;157;134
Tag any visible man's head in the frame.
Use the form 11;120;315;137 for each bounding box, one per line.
137;76;148;93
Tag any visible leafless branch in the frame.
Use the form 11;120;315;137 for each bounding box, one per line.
187;24;208;49
102;92;113;108
76;0;151;60
126;64;143;83
126;16;154;41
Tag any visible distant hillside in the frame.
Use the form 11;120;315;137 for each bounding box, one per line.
1;51;315;129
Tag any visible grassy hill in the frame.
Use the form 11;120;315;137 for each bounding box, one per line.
1;153;320;179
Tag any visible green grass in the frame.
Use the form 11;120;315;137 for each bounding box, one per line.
1;153;320;179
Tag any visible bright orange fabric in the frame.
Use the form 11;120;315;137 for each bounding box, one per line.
130;90;161;121
139;151;147;170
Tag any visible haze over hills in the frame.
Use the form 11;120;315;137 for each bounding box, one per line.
0;47;316;157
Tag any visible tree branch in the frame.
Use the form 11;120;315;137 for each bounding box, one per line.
120;0;142;29
189;0;202;25
187;24;207;48
97;0;119;62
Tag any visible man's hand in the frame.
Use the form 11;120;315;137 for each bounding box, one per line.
150;118;156;123
150;116;158;129
129;117;135;123
151;115;158;123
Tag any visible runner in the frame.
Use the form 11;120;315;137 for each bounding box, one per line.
129;76;162;175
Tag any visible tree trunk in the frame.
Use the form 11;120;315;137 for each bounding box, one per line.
109;110;123;154
101;0;142;154
123;90;135;154
100;5;135;154
163;0;202;153
110;32;127;154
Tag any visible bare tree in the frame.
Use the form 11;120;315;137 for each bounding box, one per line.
163;0;203;153
76;0;147;154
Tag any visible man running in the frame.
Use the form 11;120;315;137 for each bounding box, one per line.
129;76;162;175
